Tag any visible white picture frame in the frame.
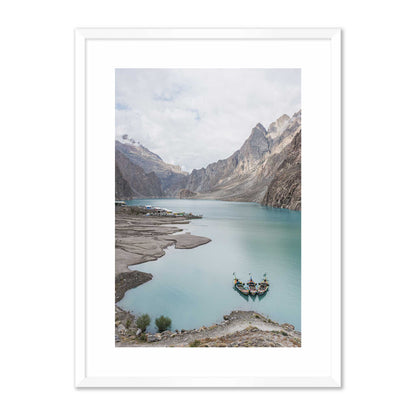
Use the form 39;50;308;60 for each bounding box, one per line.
75;27;341;388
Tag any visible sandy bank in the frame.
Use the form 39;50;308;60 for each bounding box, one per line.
115;207;211;301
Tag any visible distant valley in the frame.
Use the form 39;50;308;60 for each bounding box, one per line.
115;110;301;210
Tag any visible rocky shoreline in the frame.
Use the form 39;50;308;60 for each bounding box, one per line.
115;309;301;348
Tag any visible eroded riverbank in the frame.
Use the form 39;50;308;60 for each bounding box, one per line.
115;206;211;300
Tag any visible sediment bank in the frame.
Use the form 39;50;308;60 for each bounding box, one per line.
115;270;153;303
115;206;211;301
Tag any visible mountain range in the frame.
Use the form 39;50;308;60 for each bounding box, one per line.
115;110;301;210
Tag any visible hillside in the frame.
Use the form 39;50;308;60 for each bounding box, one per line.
115;148;163;199
262;130;301;210
184;111;301;202
115;136;188;196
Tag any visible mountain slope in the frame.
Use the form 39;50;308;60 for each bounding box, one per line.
267;114;290;140
115;137;188;196
115;149;163;199
115;162;135;200
184;111;301;202
262;130;301;210
115;111;301;209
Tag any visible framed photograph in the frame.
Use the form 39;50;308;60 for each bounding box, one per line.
75;28;341;387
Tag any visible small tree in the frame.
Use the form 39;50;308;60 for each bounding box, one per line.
136;313;151;333
155;315;172;332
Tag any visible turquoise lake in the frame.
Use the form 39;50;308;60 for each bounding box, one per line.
117;199;301;332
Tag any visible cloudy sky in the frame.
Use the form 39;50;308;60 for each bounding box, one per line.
116;69;300;171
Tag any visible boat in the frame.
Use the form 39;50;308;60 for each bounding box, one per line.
233;273;249;296
257;273;269;296
247;274;258;296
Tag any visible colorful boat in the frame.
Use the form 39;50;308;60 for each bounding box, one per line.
233;273;249;296
257;273;269;296
247;274;258;296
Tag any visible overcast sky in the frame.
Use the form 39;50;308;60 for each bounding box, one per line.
116;69;300;171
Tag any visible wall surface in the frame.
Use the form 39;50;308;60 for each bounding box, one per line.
1;1;415;415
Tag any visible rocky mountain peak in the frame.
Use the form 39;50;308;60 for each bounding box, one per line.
292;109;301;119
239;122;271;162
267;114;290;139
115;110;301;208
119;134;140;146
277;113;290;123
255;122;267;133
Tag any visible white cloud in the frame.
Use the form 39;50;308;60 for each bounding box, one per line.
116;69;300;171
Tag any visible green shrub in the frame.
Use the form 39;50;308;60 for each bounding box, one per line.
155;315;172;332
136;314;151;332
292;338;301;347
281;331;288;336
189;340;202;347
139;333;147;342
125;319;131;329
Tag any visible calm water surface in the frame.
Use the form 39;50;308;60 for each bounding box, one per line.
117;199;301;332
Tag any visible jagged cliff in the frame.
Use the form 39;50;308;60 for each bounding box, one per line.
262;130;301;211
185;111;301;203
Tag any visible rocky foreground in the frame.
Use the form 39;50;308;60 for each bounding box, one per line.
115;309;301;348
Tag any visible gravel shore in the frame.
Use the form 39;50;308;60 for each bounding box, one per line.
115;310;301;348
